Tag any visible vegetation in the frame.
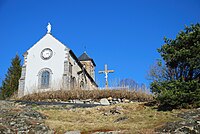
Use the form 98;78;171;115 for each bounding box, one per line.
149;23;200;110
37;102;183;133
20;89;153;102
119;78;148;92
0;54;22;99
0;91;3;100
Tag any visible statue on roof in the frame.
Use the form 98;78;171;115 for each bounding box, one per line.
47;22;51;34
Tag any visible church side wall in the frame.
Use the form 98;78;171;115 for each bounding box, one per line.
68;54;82;89
67;53;96;90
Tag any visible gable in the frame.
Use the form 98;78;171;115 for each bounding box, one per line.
27;33;69;54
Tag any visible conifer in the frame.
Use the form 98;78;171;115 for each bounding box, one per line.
0;54;22;99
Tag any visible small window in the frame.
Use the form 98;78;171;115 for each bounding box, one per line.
69;62;72;74
80;81;84;88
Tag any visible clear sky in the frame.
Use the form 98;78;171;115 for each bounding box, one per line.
0;0;199;88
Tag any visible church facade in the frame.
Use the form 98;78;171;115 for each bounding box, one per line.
18;25;98;97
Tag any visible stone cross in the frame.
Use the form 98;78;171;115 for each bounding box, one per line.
99;64;114;89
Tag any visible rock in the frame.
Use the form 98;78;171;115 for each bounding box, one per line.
103;112;109;116
194;125;200;133
175;126;196;134
93;102;101;105
93;130;122;134
0;100;54;134
115;101;119;104
100;98;110;105
10;121;16;126
82;99;92;104
110;108;121;115
103;106;123;116
111;101;117;105
114;116;128;122
122;99;130;103
68;100;73;103
107;97;112;101
65;130;81;134
156;108;200;133
118;98;121;103
112;98;118;101
75;100;84;104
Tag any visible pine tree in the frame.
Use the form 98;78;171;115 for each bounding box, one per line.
150;23;200;109
0;54;22;99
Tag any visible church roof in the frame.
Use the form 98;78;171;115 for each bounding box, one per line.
78;52;96;66
79;52;91;61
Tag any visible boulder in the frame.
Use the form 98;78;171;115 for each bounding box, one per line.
100;98;110;105
107;97;112;101
123;99;130;103
112;98;118;101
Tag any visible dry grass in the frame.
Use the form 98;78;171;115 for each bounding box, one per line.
38;102;184;134
20;89;153;102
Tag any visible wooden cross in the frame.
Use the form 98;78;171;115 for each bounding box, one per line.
99;64;114;89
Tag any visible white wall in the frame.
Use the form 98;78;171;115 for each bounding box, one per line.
24;34;68;95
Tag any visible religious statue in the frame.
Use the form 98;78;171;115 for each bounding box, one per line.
47;22;51;33
99;64;114;89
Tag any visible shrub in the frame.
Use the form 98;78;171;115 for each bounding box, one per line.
152;80;200;110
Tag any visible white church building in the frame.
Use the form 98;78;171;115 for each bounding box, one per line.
18;23;98;97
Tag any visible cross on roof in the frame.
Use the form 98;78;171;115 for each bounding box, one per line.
99;64;114;89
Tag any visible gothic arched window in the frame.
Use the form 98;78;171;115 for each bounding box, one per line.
38;68;52;89
41;71;50;88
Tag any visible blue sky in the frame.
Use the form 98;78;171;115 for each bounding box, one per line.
0;0;199;88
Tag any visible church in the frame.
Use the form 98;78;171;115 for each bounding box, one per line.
18;23;98;97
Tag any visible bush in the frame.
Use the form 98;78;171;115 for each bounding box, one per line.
151;80;200;110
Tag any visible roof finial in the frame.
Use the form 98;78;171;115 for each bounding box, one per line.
47;22;51;34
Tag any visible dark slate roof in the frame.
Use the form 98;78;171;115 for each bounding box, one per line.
78;52;96;66
78;52;91;61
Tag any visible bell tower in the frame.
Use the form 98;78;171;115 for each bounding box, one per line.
78;52;96;80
